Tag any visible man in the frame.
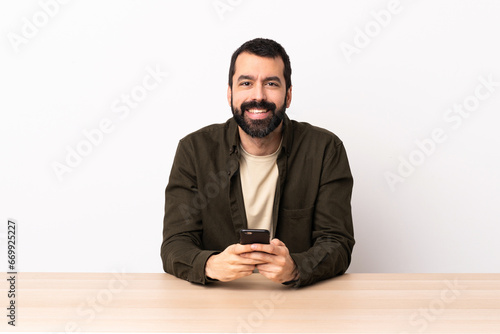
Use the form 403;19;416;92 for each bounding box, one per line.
161;38;354;287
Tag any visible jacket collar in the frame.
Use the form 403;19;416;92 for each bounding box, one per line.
227;114;293;157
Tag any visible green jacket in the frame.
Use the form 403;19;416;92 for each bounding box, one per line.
161;115;354;287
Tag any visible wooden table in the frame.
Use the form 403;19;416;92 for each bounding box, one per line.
2;272;499;333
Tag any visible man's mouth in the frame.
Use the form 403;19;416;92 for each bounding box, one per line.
245;108;270;120
246;109;269;114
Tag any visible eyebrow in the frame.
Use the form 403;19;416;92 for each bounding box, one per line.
237;75;282;84
265;76;282;84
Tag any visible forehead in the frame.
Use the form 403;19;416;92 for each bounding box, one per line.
233;52;285;79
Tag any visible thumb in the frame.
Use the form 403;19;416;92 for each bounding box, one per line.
271;238;285;246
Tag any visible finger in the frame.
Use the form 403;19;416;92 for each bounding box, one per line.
232;244;255;255
256;264;282;282
239;253;269;264
271;238;285;246
250;243;278;255
233;264;257;272
242;251;275;263
220;266;255;281
240;257;268;265
255;263;276;272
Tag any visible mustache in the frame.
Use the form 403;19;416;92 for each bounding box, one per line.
240;100;277;112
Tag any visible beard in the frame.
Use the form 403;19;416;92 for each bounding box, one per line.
231;95;287;138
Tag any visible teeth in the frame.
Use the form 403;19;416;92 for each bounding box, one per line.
247;109;267;114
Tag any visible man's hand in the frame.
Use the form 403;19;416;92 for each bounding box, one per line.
205;244;267;282
241;238;299;283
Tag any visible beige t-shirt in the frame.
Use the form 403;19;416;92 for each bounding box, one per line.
239;143;280;239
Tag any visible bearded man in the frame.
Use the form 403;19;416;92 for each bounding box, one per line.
161;38;354;287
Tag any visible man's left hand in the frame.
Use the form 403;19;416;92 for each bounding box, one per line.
241;238;299;283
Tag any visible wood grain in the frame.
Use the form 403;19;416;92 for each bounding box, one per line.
1;272;499;333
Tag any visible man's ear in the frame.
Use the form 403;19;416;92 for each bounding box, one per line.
227;85;232;107
286;86;292;108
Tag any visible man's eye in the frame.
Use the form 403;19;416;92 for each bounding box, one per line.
267;82;279;87
240;82;251;86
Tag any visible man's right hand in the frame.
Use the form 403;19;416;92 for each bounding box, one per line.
205;244;266;282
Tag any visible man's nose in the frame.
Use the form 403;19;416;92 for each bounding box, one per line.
250;84;266;102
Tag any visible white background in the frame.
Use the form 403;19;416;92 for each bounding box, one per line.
1;0;499;274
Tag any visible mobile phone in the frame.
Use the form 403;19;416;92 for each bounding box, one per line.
239;229;270;245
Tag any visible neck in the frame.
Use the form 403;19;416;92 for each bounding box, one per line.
239;122;283;156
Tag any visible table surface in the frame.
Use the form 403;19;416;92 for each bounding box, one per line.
1;272;500;333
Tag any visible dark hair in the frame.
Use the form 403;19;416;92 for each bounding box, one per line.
228;38;292;91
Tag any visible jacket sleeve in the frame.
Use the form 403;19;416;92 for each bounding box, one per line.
289;141;355;287
160;139;219;284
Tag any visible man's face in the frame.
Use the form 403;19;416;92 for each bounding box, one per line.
228;52;292;138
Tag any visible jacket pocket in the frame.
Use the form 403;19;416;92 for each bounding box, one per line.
277;206;314;253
